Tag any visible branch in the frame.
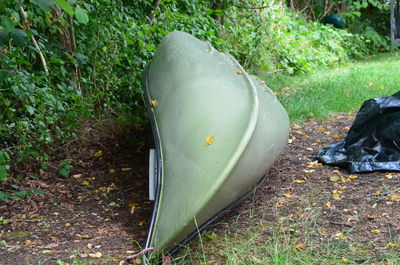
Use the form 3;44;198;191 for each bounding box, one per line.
19;7;49;74
149;0;161;25
235;4;271;9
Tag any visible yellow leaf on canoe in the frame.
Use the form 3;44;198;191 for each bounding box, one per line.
204;136;215;147
150;100;158;108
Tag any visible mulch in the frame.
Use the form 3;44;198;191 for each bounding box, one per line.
1;114;400;264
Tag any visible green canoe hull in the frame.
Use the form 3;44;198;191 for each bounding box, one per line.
143;31;290;258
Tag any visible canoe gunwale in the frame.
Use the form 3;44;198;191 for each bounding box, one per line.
143;68;163;253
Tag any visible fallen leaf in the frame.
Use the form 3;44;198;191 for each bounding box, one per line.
317;126;324;131
386;243;397;248
341;257;349;262
276;201;286;207
283;193;292;198
121;168;132;171
333;134;341;139
324;131;332;136
381;213;389;217
294;179;306;184
330;176;340;182
296;243;304;249
293;130;306;136
335;232;348;240
388;194;400;200
366;215;375;220
128;202;139;208
341;177;349;183
371;229;381;234
324;201;332;208
87;243;93;249
89;252;102;258
109;202;119;207
138;221;145;226
42;250;53;254
130;205;136;215
109;168;116;174
204;136;215;147
332;194;341;200
76;234;90;239
93;151;103;157
307;161;322;168
80;181;90;186
349;175;358;179
236;71;242;75
25;240;32;245
385;174;393;179
375;190;382;195
72;174;83;179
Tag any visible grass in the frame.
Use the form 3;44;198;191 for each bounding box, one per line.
265;51;400;122
177;202;400;265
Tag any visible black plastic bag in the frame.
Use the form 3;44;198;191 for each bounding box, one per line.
317;91;400;172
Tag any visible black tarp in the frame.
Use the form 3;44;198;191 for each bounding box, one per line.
317;91;400;172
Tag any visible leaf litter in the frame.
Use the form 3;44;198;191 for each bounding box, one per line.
2;115;400;264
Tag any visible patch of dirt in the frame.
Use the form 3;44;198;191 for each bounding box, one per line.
0;123;153;264
2;114;400;264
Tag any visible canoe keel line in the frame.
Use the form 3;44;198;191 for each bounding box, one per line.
142;31;290;263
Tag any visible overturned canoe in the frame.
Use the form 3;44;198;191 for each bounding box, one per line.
143;31;290;259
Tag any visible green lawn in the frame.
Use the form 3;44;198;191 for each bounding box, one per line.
265;52;400;122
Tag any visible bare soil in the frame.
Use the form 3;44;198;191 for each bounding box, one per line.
1;114;400;264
